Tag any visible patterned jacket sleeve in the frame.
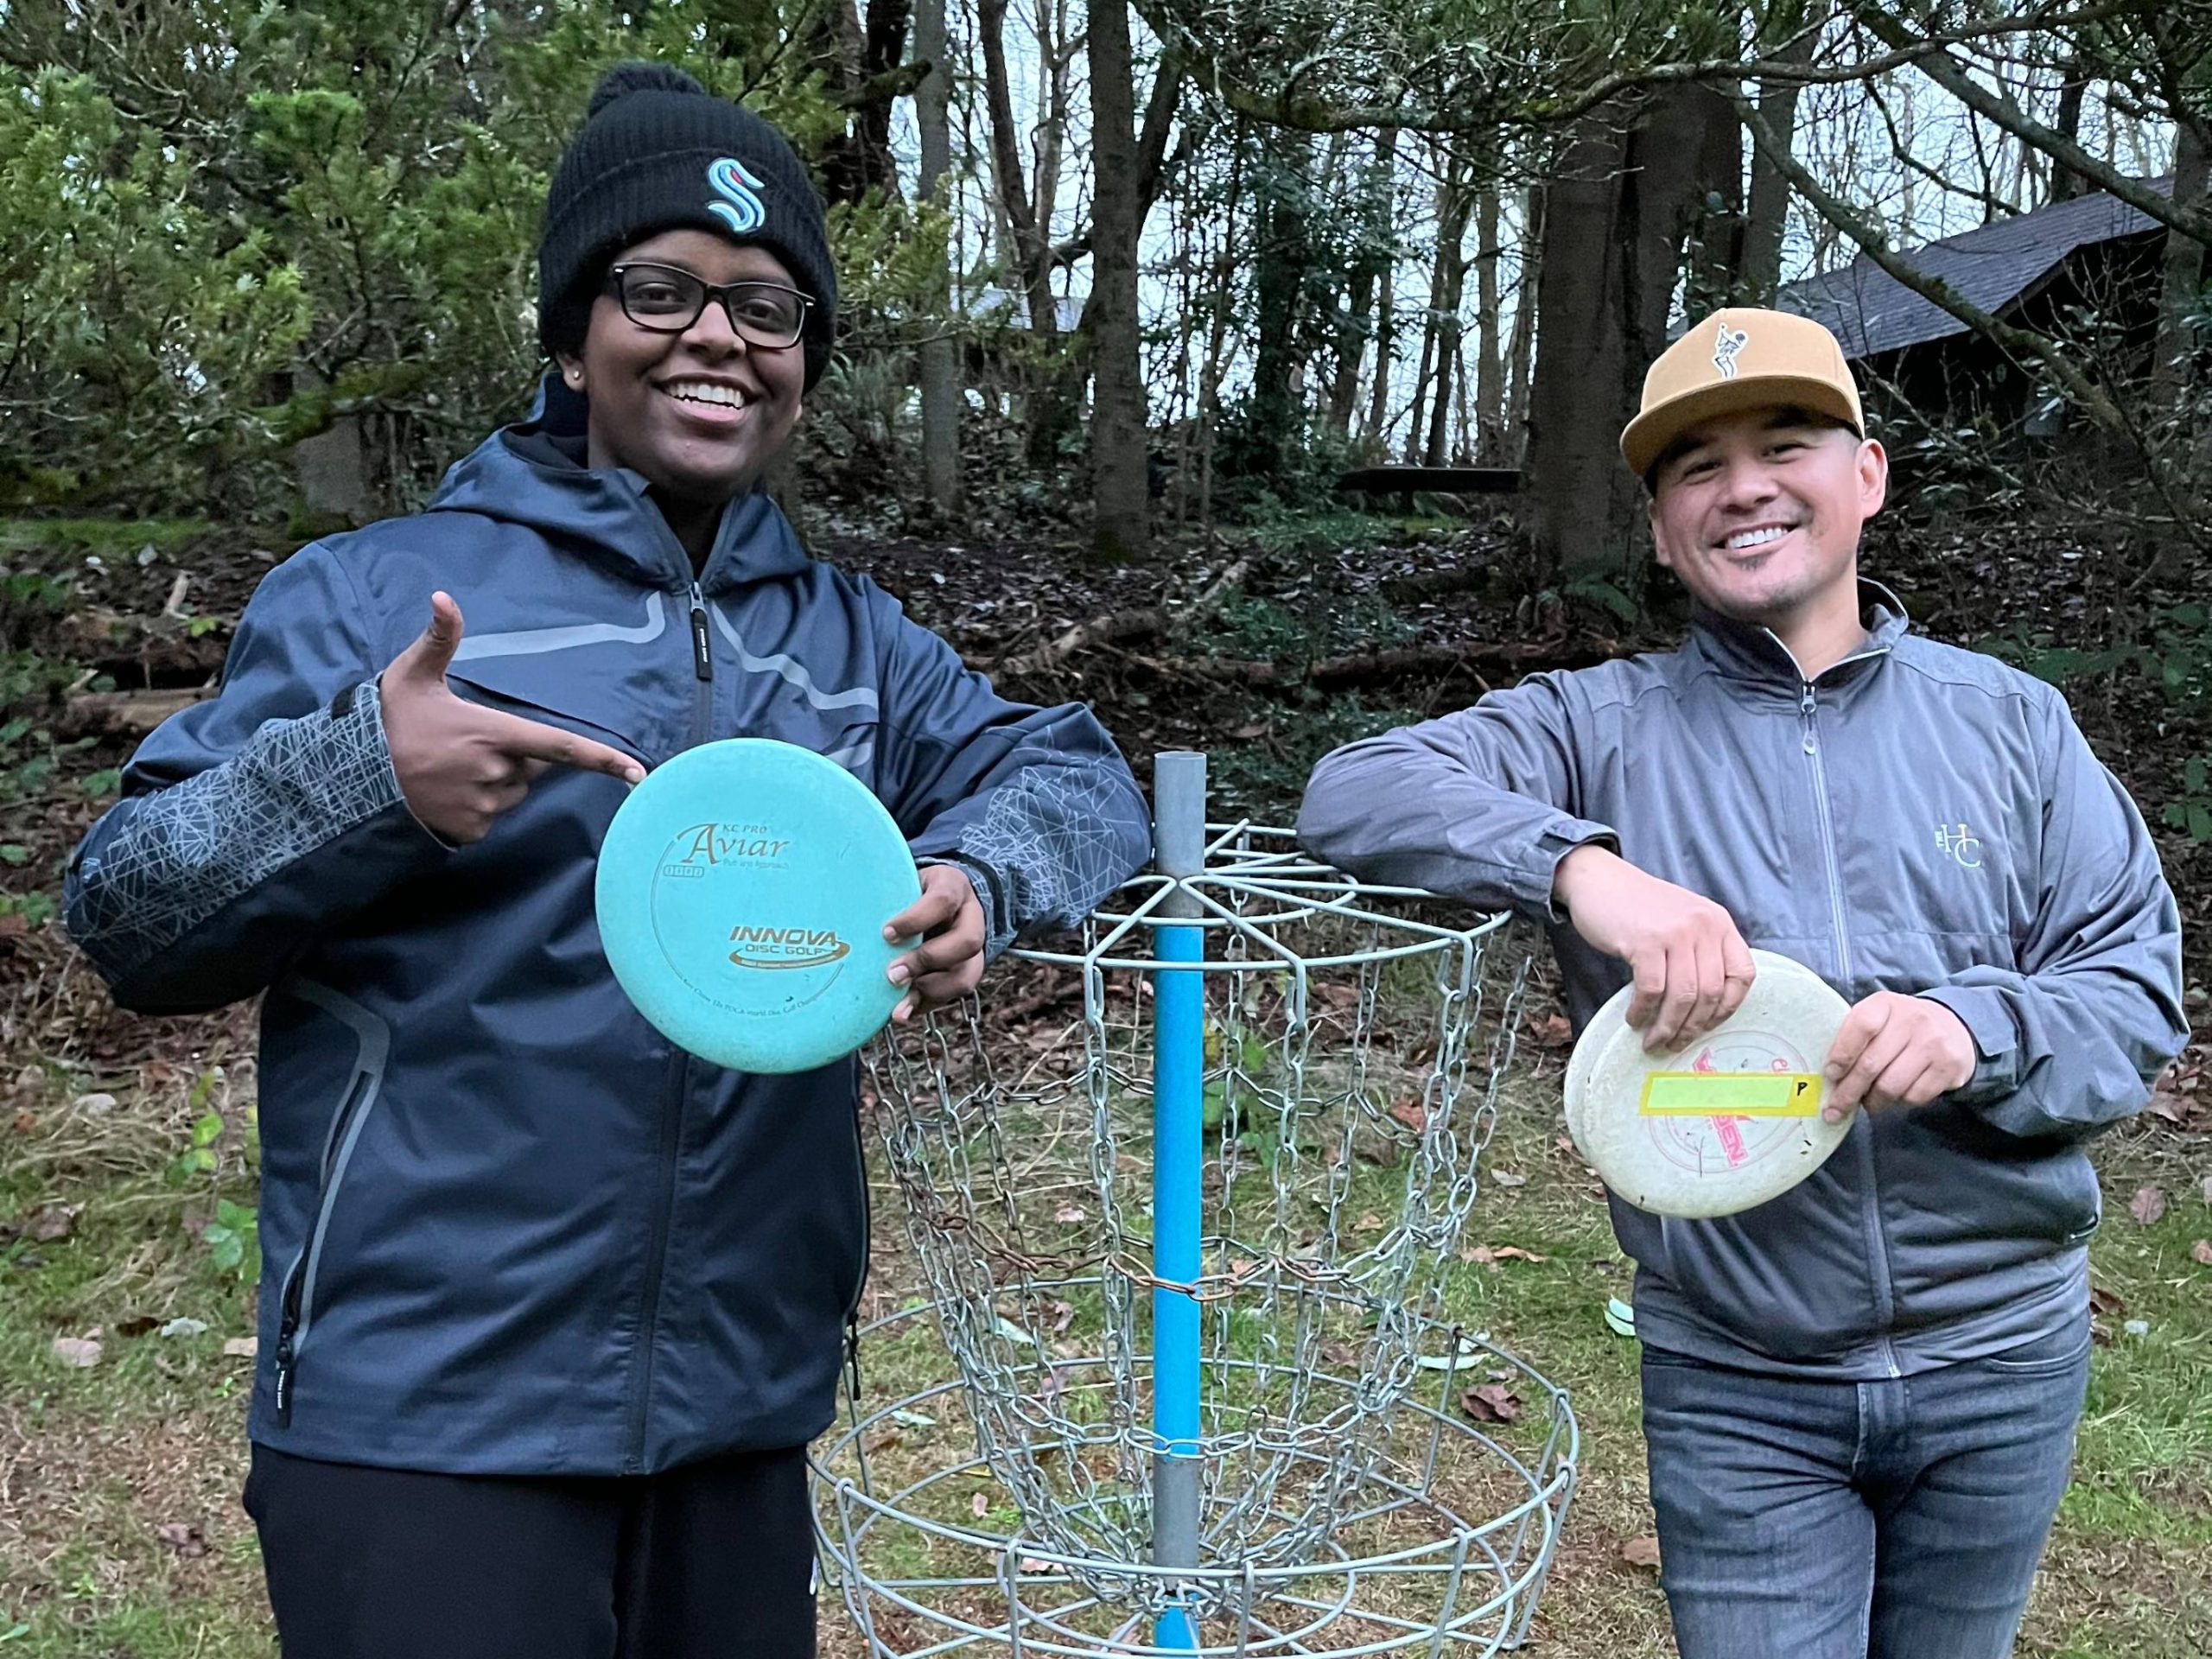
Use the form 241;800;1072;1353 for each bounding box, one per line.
863;582;1151;958
63;544;448;1013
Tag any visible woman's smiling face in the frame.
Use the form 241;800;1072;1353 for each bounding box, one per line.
556;228;808;511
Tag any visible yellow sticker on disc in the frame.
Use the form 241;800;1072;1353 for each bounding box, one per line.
1638;1072;1824;1117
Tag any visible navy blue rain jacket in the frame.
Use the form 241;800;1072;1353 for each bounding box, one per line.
64;420;1150;1474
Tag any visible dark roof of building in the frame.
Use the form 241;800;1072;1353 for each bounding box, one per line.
1777;176;2173;359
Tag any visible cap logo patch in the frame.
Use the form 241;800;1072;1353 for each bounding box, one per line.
1713;320;1748;379
706;157;767;235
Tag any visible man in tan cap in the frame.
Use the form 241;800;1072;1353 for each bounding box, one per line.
1300;308;2183;1657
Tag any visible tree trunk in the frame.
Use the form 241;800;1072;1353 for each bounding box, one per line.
1474;182;1503;461
1504;184;1540;461
1246;131;1317;473
1527;86;1738;582
1682;85;1745;308
1741;3;1814;299
1525;119;1637;582
2152;122;2209;408
2050;59;2089;203
977;0;1057;342
1425;151;1473;467
816;0;912;205
1327;132;1395;436
1364;130;1401;448
1085;0;1147;562
913;0;960;513
1403;143;1451;463
1198;129;1249;531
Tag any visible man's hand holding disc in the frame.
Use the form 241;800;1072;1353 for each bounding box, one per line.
1554;844;1758;1052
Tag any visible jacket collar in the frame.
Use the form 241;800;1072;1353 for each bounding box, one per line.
1688;578;1911;691
428;389;811;596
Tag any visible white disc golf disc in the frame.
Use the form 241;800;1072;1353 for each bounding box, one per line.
1564;950;1851;1219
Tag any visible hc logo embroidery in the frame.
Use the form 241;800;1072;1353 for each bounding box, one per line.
1712;320;1749;379
706;157;767;235
1935;822;1982;869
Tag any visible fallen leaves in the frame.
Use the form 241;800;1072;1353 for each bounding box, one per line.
156;1522;208;1559
1490;1170;1529;1187
2089;1284;2124;1345
1387;1097;1427;1135
1460;1244;1547;1266
1618;1535;1662;1572
222;1337;257;1359
969;1491;990;1519
2144;1051;2203;1125
2131;1185;2167;1226
1459;1382;1522;1423
1525;1011;1573;1050
49;1336;102;1368
0;1202;82;1249
2192;1239;2212;1267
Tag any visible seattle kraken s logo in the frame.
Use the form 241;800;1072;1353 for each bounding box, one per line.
705;158;767;234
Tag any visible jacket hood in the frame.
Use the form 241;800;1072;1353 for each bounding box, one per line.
425;391;811;597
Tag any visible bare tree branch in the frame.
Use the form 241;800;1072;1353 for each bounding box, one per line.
1850;4;2211;243
1735;92;2207;551
1128;0;2152;137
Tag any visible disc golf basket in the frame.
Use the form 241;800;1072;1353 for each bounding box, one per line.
813;754;1578;1656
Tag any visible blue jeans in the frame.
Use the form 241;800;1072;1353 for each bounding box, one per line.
1639;1318;2089;1659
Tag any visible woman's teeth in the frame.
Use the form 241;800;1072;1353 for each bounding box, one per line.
663;382;747;409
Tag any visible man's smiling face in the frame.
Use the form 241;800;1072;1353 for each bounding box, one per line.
1647;405;1887;632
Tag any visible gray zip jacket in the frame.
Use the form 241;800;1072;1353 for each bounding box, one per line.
1299;583;2184;1377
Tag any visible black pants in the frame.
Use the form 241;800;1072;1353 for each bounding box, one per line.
245;1441;817;1659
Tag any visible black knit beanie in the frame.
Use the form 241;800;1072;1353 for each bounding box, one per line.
538;62;837;389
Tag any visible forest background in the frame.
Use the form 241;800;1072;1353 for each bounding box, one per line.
1;3;2209;1655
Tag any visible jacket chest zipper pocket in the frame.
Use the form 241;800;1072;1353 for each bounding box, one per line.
273;1069;377;1426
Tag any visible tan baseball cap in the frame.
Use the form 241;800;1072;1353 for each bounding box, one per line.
1620;308;1863;479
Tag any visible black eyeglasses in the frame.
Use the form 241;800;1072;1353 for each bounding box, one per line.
605;264;813;350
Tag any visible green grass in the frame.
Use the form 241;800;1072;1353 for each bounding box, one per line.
4;1031;2208;1656
0;518;212;559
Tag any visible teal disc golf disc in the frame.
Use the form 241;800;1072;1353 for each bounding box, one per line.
595;738;920;1073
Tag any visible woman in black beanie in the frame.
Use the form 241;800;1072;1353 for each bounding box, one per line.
63;62;1150;1659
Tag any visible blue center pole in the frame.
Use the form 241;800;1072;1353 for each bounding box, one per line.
1150;752;1205;1649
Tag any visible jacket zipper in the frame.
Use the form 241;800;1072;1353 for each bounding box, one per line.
1797;671;1903;1379
273;1070;373;1425
689;581;712;681
625;578;715;1471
